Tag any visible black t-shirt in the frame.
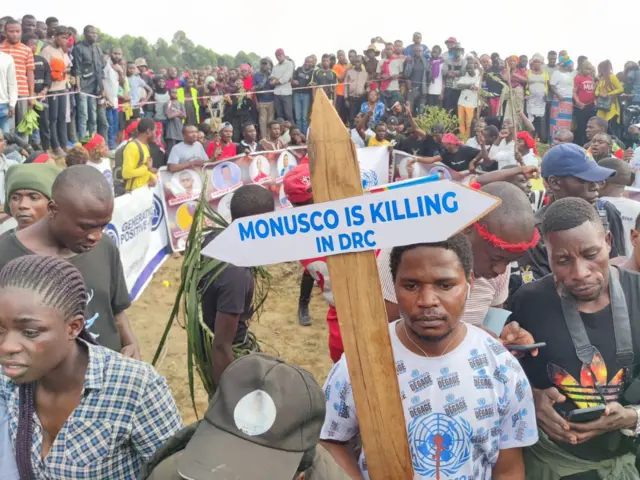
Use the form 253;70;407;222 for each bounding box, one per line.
0;233;130;352
440;145;480;171
511;270;640;460
293;67;313;94
201;233;255;345
397;136;424;155
417;135;442;157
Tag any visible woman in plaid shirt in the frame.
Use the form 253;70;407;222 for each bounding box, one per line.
0;255;183;479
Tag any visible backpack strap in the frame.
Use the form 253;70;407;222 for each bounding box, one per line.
125;140;147;192
560;266;633;369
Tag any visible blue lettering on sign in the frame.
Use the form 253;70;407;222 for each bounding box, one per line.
105;204;157;247
351;205;365;226
238;191;461;242
152;195;164;231
370;192;459;224
239;222;255;241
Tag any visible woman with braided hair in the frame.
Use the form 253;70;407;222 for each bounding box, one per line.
0;255;183;479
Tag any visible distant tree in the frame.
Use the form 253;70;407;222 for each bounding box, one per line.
92;28;262;72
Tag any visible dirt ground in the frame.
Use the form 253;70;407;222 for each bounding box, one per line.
129;257;334;425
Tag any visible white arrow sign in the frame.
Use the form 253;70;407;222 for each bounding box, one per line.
202;180;500;266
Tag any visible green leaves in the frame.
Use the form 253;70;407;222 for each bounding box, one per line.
98;29;261;71
414;105;460;135
16;108;40;136
151;174;270;416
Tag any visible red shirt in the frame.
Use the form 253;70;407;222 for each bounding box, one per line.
206;140;237;160
165;78;182;90
300;250;381;363
574;74;595;105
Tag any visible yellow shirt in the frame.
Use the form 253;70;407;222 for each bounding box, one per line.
122;140;156;191
366;136;391;147
595;74;624;122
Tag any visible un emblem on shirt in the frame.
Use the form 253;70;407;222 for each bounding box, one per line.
408;412;472;478
360;169;378;189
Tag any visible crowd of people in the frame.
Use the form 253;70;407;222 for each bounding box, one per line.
2;10;640;480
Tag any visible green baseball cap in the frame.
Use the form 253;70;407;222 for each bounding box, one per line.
177;354;326;479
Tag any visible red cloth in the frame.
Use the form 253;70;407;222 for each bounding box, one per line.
206;141;237;160
574;74;595;105
442;133;461;145
379;57;393;92
243;76;253;91
83;133;104;152
300;250;381;363
516;131;537;155
165;78;182;90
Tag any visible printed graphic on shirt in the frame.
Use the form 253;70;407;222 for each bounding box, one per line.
408;412;473;478
85;289;100;340
548;348;625;408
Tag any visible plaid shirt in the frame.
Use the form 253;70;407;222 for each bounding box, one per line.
0;340;184;479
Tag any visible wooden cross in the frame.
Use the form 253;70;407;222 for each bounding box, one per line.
307;89;414;478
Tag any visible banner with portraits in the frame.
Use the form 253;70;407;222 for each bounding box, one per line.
392;150;472;184
157;146;397;252
158;147;308;252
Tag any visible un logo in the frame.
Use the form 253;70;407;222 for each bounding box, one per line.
360;169;378;189
151;195;164;231
104;223;120;248
408;413;472;478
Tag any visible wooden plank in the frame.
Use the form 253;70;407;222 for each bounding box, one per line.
307;89;413;479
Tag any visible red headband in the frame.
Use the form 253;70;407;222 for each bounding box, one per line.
83;134;105;152
473;222;540;253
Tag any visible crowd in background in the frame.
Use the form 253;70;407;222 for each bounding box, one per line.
5;11;640;480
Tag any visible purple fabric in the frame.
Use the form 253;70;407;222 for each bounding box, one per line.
431;58;444;83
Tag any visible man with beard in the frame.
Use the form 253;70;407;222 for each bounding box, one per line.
321;233;537;479
511;198;640;479
518;144;626;283
0;165;139;358
378;182;540;353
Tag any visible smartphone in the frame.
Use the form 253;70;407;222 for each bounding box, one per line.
504;342;546;352
566;405;606;423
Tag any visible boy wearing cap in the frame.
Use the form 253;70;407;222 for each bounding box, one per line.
518;143;626;283
143;354;350;479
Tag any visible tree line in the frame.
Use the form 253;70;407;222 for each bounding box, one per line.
98;29;262;71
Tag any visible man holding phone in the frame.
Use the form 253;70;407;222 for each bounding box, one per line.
510;198;640;479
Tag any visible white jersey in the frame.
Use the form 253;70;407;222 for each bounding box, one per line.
88;158;114;189
320;322;538;479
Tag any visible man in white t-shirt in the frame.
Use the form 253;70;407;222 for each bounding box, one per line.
599;157;640;257
378;182;538;331
320;234;538;479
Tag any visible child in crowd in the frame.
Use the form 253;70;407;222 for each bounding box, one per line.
65;144;89;167
83;134;113;188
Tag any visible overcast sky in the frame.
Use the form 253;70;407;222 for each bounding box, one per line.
21;0;637;71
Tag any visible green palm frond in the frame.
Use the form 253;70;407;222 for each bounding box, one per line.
152;173;271;417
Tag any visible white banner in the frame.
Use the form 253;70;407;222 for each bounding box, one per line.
105;185;170;301
203;180;500;267
357;146;392;190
